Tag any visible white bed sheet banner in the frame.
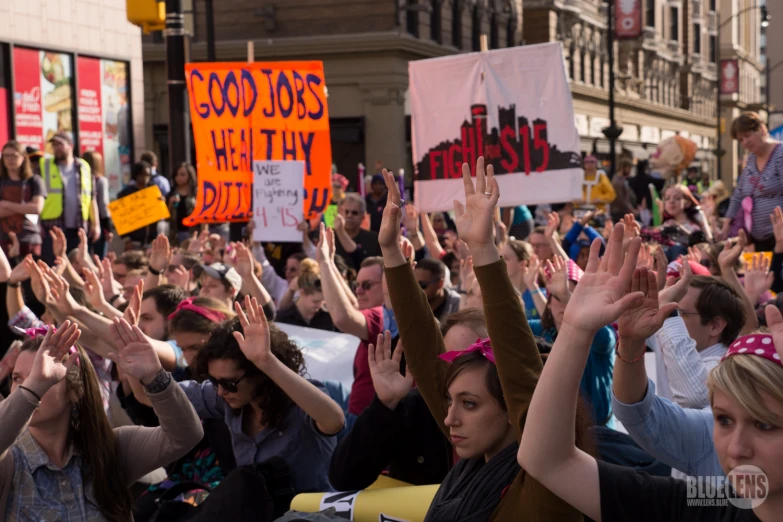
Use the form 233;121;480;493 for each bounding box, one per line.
409;42;585;212
275;322;358;390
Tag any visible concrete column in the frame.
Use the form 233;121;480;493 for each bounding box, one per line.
719;105;741;187
361;85;408;174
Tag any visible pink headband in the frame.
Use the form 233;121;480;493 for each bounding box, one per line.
168;297;227;322
438;338;496;365
722;334;782;366
14;325;77;354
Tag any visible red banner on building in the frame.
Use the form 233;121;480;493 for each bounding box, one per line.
13;47;45;152
616;0;642;39
77;56;103;156
720;59;740;95
0;88;9;146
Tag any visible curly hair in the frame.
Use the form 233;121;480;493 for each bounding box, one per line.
195;317;306;428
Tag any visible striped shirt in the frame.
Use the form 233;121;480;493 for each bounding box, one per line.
725;143;783;240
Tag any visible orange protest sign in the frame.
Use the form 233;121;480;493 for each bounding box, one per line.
107;185;170;236
184;61;332;225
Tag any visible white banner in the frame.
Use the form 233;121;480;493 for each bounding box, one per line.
252;160;305;242
409;42;584;212
275;322;359;390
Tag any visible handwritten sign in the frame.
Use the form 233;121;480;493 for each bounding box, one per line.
184;61;332;226
253;160;304;242
107;185;170;236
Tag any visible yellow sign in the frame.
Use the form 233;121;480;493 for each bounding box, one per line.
108;185;170;236
742;251;773;267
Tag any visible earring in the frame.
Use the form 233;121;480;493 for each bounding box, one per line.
71;404;80;430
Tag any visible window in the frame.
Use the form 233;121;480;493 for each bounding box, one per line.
472;5;481;51
670;6;679;41
452;1;462;48
406;0;419;37
646;0;656;28
430;0;442;43
709;0;716;11
709;34;717;62
693;23;701;53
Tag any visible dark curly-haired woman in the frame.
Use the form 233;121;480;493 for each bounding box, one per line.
178;296;345;493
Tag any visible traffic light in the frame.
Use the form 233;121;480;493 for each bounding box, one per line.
127;0;166;34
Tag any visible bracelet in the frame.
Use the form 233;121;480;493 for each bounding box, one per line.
18;385;42;402
143;368;171;394
530;287;544;296
109;294;121;304
614;340;646;364
148;265;165;276
7;281;20;288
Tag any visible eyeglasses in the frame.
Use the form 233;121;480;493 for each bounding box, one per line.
418;279;440;289
356;280;381;292
208;373;249;393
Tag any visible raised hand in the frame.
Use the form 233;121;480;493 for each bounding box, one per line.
83;268;109;310
618;267;678;341
149;234;172;274
188;230;210;254
7;232;20;259
77;229;97;272
719;229;747;274
637;244;654;270
579;210;595;228
622;214;640;252
653;246;668;291
400;237;415;266
743;253;773;302
544;256;569;301
315;223;336;264
45;267;79;316
25;321;81;392
561;223;645;334
378;168;403;249
771;207;783;252
109;318;163;385
368;331;413;410
234;242;256;279
167;264;191;289
233;295;273;370
459;256;474;291
659;259;693;306
8;255;32;285
521;254;542;291
545;212;560;240
124;280;144;326
101;258;123;298
403;204;420;233
453;157;499;251
686;246;702;265
763;305;783;363
50;227;67;258
27;258;56;307
334;213;346;234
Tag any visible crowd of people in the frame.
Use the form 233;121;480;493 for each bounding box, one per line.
0;110;779;521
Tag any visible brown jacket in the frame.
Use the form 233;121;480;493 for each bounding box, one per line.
385;260;583;522
0;377;203;518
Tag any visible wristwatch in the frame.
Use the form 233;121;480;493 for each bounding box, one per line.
143;368;171;394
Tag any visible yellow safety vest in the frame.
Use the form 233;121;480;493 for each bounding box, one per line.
40;157;92;221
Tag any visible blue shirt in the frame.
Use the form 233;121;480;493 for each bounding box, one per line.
179;379;337;492
529;320;616;426
612;380;720;477
511;205;532;225
167;340;189;381
521;289;544;320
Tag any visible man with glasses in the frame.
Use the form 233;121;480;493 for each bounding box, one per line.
414;258;460;321
335;193;380;269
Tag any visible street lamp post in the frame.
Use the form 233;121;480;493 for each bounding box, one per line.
715;5;770;179
602;0;623;177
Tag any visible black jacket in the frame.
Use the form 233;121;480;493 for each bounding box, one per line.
329;389;452;490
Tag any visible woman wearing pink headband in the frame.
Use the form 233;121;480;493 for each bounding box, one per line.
520;222;783;522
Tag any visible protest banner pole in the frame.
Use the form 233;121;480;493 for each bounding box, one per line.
165;0;190;178
248;41;255;63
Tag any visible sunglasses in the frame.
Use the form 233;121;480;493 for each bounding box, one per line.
356;280;381;291
343;210;362;217
418;279;440;289
208;373;249;393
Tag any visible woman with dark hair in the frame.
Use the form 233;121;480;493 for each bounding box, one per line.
177;296;344;493
722;112;783;249
379;161;587;521
0;140;46;257
167;162;198;245
82;150;112;259
275;259;337;331
118;161;158;248
0;320;202;520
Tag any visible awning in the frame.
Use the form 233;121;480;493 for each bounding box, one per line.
620;142;651;160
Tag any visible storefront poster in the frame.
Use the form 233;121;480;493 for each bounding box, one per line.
40;52;73;153
77;57;103;156
185;61;332;225
13;47;46;152
0;87;9;146
409;42;583;212
101;60;131;198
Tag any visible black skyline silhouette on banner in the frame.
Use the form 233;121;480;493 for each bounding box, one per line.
415;103;582;180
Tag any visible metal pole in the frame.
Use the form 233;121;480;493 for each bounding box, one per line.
716;41;721;180
165;0;189;178
206;0;216;61
602;0;622;176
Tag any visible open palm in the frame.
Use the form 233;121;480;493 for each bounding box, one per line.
368;332;412;409
29;322;81;388
562;223;645;333
618;267;677;341
764;305;783;362
453;157;499;248
233;295;273;369
109;318;162;384
378;169;403;249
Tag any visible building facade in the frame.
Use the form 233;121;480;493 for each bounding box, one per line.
142;0;763;188
0;0;145;198
764;0;783;135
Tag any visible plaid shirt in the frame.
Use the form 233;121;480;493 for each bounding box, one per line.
5;430;104;521
40;159;98;232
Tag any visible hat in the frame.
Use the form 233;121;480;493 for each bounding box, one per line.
193;263;242;292
332;173;349;191
723;334;781;366
49;131;73;147
25;146;43;159
371;173;384;184
543;259;584;283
